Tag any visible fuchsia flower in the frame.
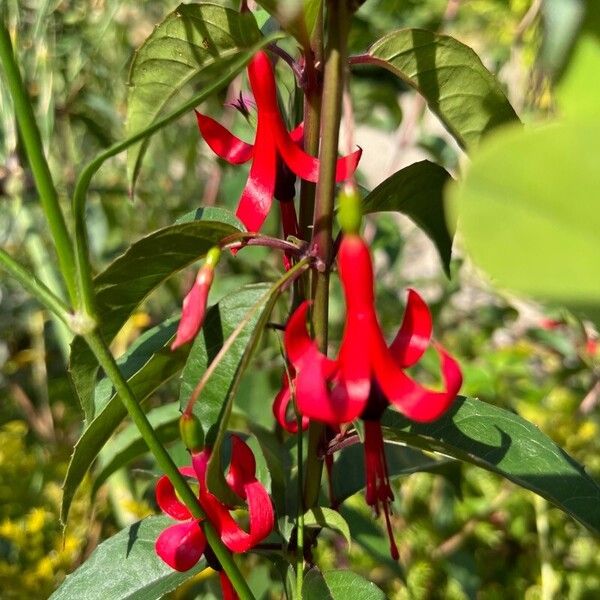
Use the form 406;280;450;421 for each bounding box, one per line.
283;233;463;558
272;365;309;433
155;435;274;592
195;50;361;233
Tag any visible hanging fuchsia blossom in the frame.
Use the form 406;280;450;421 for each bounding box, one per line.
283;233;462;559
195;50;362;233
155;435;274;594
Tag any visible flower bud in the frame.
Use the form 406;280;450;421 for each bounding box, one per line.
171;248;220;350
337;183;362;234
179;413;204;453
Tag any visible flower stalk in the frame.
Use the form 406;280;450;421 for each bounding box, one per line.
304;0;352;509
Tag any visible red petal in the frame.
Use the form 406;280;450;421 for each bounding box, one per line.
171;267;214;350
156;476;193;521
155;520;206;572
235;124;277;232
337;234;376;406
272;370;309;433
220;572;240;600
334;147;362;182
284;302;315;366
226;435;257;499
247;51;280;116
389;289;433;368
195;111;253;164
276;128;362;184
373;338;462;422
295;345;364;424
216;479;274;553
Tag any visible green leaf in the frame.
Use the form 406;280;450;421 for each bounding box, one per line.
352;29;518;149
302;569;386;600
63;317;185;524
303;507;351;546
179;283;272;442
62;284;262;524
50;516;203;600
94;403;180;494
382;396;600;534
339;506;404;577
69;207;242;421
448;120;600;319
255;0;316;48
126;3;261;188
362;160;453;275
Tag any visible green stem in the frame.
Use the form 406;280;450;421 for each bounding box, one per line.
304;0;351;509
298;3;324;241
0;20;77;304
296;415;305;598
71;35;283;319
0;248;71;325
83;331;255;600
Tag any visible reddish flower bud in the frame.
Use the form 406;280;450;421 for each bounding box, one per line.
171;254;218;351
179;413;204;453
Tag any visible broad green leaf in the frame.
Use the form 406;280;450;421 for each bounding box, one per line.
448;120;600;319
303;507;351;546
127;3;261;188
50;516;204;600
556;4;600;118
382;396;600;534
69;207;242;421
352;29;518;149
302;569;386;600
62;285;262;524
94;403;180;494
362;160;453;275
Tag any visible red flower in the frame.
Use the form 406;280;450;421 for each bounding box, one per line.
195;50;362;233
155;435;274;593
283;233;462;558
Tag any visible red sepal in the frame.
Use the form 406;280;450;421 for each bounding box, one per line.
155;520;206;572
195;111;253;164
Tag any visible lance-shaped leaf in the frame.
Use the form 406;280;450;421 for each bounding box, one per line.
362;160;453;275
94;403;180;494
50;517;204;600
350;29;518;149
69;207;242;421
127;3;262;189
62;285;265;525
382;396;600;535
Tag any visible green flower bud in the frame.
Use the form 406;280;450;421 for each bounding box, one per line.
179;413;204;452
337;183;362;234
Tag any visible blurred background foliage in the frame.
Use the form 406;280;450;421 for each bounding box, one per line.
0;0;598;598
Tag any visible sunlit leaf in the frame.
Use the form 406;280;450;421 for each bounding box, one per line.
302;569;386;600
362;160;453;275
351;29;518;149
50;517;203;600
382;396;600;534
126;3;262;188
